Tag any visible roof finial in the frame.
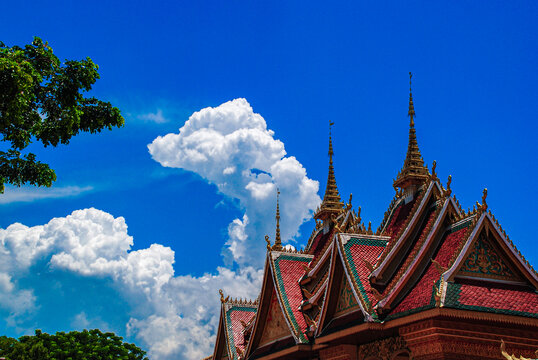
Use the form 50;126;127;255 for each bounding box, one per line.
265;235;271;251
314;121;343;221
393;73;429;190
274;188;282;250
329;121;334;160
408;72;415;123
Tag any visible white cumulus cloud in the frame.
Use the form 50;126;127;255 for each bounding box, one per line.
0;99;321;360
0;208;262;360
148;98;320;266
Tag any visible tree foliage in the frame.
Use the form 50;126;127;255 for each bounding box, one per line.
0;37;124;193
0;329;148;360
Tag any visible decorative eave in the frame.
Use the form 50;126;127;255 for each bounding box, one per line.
315;307;538;345
300;276;329;313
377;193;404;235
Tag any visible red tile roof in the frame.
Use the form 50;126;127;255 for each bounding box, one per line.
270;252;313;343
451;283;538;315
380;206;440;302
389;223;471;317
385;198;417;239
224;304;257;359
339;236;388;314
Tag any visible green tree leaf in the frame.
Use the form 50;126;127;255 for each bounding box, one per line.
0;37;124;193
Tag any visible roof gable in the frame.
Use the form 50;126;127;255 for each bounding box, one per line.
270;251;314;343
222;302;257;359
317;239;363;336
444;211;538;288
335;271;359;316
337;234;389;320
244;250;313;359
456;232;524;283
259;289;292;347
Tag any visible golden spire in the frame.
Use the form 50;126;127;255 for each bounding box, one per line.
314;121;344;221
393;73;429;190
273;189;282;250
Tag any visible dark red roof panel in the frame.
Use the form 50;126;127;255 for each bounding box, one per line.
224;305;257;359
444;281;538;317
388;223;471;317
271;252;313;343
340;237;388;311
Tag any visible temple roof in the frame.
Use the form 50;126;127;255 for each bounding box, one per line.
206;76;538;360
214;293;258;360
268;250;313;343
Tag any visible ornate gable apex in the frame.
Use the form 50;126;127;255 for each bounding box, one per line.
443;211;538;288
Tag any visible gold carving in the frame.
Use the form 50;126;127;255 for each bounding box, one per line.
358;336;408;360
335;275;358;316
459;233;520;281
501;339;538;360
259;291;289;346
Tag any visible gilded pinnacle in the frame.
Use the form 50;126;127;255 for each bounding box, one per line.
393;73;429;190
408;72;415;122
274;189;282;250
315;121;344;221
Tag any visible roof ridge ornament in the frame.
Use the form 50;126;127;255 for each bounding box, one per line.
314;121;344;221
393;72;430;191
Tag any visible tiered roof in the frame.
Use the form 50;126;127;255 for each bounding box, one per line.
208;77;538;360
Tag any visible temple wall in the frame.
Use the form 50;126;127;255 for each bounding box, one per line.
400;318;538;360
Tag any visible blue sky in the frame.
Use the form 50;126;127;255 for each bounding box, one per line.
0;2;537;359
